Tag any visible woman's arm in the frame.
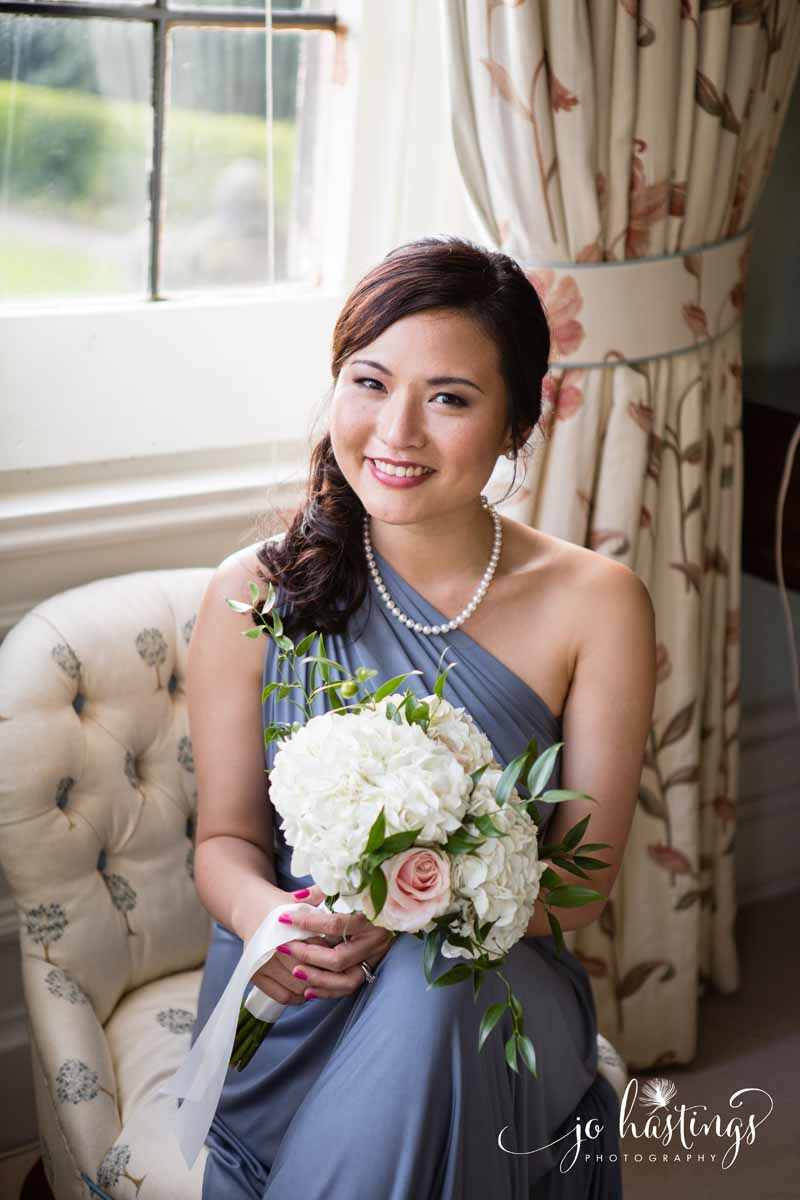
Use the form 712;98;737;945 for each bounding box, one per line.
189;544;289;942
525;558;657;938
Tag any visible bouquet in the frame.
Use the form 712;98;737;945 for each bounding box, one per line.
226;580;611;1081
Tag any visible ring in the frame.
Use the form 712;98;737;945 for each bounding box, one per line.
359;960;377;985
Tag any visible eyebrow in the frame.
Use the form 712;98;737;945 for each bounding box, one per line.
349;358;485;395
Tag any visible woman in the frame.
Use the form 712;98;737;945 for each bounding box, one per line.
187;236;656;1199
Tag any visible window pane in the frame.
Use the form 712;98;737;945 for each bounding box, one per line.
0;15;151;304
169;2;312;9
163;25;333;293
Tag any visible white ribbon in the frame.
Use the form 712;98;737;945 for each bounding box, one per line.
116;899;332;1170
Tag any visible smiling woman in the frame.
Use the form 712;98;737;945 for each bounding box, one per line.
253;235;550;638
186;234;650;1199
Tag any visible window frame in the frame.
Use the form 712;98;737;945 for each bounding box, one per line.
0;0;339;300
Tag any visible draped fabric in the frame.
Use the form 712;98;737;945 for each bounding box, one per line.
441;0;800;1068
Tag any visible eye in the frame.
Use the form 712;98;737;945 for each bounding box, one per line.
355;376;384;391
430;393;467;408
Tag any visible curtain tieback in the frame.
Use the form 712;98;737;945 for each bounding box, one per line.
520;228;751;371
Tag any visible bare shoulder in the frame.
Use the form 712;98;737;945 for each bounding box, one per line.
191;539;279;682
499;519;655;710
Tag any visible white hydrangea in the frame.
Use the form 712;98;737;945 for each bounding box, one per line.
441;767;545;961
269;707;471;897
424;695;495;775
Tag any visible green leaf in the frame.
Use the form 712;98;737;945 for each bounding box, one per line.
369;866;387;918
277;682;298;701
295;631;318;657
242;627;261;639
517;1033;538;1078
547;910;566;956
478;1002;507;1052
562;814;591;851
572;855;611;871
276;635;294;654
380;827;423;855
225;597;253;614
496;754;527;806
248;581;261;604
547;885;605;908
504;1034;519;1074
469;763;490;788
550;855;590;880
472;813;504;838
576;842;613;853
539;866;562;891
525;743;563;797
262;582;276;614
539;788;593;804
270;609;284;638
526;801;542;825
300;654;349;674
373;671;422;703
315;635;329;685
430;963;472;988
445;828;485;855
508;990;523;1024
365;808;386;854
423;928;443;984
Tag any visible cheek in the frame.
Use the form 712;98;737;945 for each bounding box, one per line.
330;395;370;457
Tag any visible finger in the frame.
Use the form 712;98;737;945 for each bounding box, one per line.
252;957;308;1004
293;961;372;1000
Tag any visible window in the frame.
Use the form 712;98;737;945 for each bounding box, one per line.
0;1;339;303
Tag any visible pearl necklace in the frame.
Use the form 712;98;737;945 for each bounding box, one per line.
362;495;503;635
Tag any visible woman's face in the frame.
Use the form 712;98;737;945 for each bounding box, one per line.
330;308;515;526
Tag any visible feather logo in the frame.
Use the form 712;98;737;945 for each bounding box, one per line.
639;1077;677;1110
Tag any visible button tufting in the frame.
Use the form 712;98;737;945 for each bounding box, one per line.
55;777;75;809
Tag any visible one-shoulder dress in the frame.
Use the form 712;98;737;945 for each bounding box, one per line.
190;546;624;1199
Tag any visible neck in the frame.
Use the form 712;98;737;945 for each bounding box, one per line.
365;499;498;590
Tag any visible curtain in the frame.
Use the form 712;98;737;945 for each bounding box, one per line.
441;0;800;1068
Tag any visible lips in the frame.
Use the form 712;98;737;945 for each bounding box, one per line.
366;458;435;489
367;458;434;478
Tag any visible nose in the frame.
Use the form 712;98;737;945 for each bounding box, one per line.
376;389;426;451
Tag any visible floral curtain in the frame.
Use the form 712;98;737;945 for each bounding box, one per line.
441;0;800;1068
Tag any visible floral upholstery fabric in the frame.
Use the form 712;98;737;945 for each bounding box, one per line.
0;569;214;1198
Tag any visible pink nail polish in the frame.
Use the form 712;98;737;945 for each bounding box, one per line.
293;967;308;980
277;944;292;955
292;888;310;899
278;914;293;925
305;990;319;1000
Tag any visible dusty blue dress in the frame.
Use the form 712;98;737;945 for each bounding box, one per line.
191;547;623;1198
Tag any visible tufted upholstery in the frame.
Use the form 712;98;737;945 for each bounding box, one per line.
0;567;629;1200
0;569;214;1199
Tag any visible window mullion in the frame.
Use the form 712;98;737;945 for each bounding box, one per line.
148;0;170;300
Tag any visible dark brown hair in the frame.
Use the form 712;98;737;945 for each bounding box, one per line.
254;235;551;637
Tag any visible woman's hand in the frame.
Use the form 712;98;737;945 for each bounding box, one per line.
251;883;396;1003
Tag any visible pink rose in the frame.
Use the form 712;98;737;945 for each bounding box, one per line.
371;849;451;933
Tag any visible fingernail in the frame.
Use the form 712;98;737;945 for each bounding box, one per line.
278;914;293;925
305;990;320;1000
293;967;308;980
277;944;292;955
292;888;310;899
